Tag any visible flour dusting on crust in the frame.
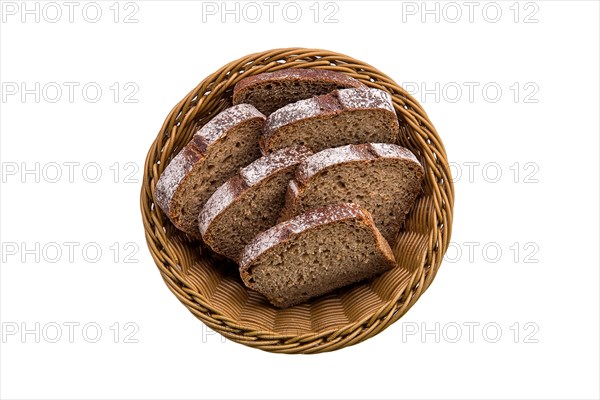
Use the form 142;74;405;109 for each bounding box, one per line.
155;146;200;214
336;87;395;113
241;145;312;186
264;98;322;135
297;144;367;183
197;104;265;146
198;178;239;235
296;143;422;185
263;88;398;146
369;143;419;163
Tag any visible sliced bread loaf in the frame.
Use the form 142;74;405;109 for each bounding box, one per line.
155;104;266;238
232;68;365;115
261;87;399;153
199;145;313;261
280;143;425;243
240;203;397;308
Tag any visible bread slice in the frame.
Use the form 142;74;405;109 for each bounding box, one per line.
155;104;266;238
261;87;399;153
240;203;397;308
199;145;313;261
232;68;365;115
280;143;424;243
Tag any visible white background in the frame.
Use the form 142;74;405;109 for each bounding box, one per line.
1;1;599;399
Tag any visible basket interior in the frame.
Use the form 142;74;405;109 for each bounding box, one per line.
183;193;435;333
142;48;453;353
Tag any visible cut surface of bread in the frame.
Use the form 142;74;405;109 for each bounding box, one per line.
232;68;365;115
240;203;396;308
261;87;399;153
199;145;313;261
281;143;424;243
155;104;266;238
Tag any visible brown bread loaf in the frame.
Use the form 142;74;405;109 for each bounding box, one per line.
261;87;399;153
155;104;266;238
232;68;365;115
240;203;397;308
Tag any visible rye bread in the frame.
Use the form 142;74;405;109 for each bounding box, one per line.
240;203;397;308
261;87;399;153
199;145;313;261
155;104;266;238
232;68;365;115
280;143;425;243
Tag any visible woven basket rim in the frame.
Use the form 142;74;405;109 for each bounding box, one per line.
140;47;454;354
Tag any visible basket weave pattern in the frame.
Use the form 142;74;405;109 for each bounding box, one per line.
140;48;454;353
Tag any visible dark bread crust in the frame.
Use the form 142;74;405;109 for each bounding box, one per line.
234;69;364;96
154;104;266;237
239;203;396;284
233;68;365;115
279;143;425;240
198;145;312;259
261;87;399;153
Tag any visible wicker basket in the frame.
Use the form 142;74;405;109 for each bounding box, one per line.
140;48;454;354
